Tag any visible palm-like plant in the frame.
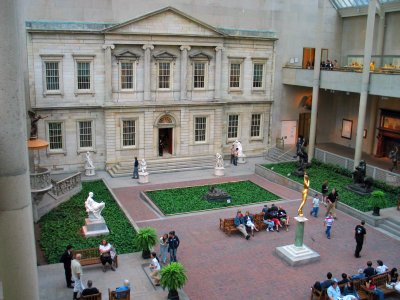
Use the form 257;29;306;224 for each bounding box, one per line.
133;227;158;259
160;262;188;300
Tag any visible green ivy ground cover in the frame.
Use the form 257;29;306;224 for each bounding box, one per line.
39;180;136;264
145;180;280;214
262;161;399;212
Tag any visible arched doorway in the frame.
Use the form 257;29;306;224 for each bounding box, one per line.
157;115;175;157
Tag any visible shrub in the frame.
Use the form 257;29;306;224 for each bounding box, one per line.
160;262;188;291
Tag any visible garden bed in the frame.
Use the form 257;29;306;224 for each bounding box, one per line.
260;161;398;212
145;180;280;215
39;180;137;264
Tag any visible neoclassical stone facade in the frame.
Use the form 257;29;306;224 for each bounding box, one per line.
27;7;276;172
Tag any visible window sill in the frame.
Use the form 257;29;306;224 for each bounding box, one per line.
251;89;266;94
74;91;95;97
46;150;67;156
77;149;96;154
43;91;63;97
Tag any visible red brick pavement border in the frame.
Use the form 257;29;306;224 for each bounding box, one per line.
112;174;400;300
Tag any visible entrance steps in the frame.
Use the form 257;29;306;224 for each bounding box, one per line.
108;155;217;177
265;147;297;163
377;217;400;240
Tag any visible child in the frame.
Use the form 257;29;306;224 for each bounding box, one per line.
324;212;334;239
310;193;320;217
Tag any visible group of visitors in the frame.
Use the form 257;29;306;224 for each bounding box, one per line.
315;260;399;300
320;59;339;70
233;204;290;240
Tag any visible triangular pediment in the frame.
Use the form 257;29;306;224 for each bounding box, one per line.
153;51;177;60
189;51;213;60
104;7;225;37
114;50;141;60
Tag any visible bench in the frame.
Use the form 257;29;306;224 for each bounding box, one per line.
108;288;130;300
74;248;118;268
361;272;399;300
81;293;102;300
310;278;369;300
220;213;279;235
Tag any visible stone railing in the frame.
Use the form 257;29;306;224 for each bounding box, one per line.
30;167;52;193
314;148;400;186
51;172;81;197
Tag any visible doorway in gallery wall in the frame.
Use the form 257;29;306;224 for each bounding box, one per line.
298;113;311;144
281;120;297;146
159;128;173;157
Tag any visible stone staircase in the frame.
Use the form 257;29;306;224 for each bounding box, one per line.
108;155;216;177
377;217;400;240
265;146;297;163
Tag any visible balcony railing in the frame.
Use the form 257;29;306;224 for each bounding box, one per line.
30;167;52;193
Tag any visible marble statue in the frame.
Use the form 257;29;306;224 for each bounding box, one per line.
85;151;94;169
297;173;310;217
140;158;147;173
85;192;105;220
234;140;243;156
215;153;224;168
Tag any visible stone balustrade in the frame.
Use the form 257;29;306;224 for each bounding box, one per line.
30;167;52;193
51;172;81;197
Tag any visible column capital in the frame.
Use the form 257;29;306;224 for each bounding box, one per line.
142;44;154;50
102;44;115;50
180;45;191;51
215;46;224;52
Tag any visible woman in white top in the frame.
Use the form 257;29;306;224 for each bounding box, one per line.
159;233;168;264
99;240;115;272
149;252;161;286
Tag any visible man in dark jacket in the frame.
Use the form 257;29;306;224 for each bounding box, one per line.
168;231;180;262
60;245;74;288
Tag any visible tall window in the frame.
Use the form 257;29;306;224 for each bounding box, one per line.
193;62;205;89
79;121;93;148
195;117;207;142
48;122;63;150
120;62;134;90
45;62;60;91
122;120;136;147
251;114;262;137
77;62;91;90
228;115;239;139
158;62;171;89
253;63;264;88
229;63;241;88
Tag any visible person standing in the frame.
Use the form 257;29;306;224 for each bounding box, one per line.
310;193;320;217
132;157;139;179
326;188;339;219
71;254;84;300
159;233;168;264
168;231;180;262
230;144;235;165
354;220;366;258
321;180;329;205
60;245;74;288
324;212;334;239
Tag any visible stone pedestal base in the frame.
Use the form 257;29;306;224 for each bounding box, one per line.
82;218;109;237
85;167;95;176
237;154;246;164
214;167;224;176
139;172;149;184
275;244;320;266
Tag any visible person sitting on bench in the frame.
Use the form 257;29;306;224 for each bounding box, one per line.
234;211;250;240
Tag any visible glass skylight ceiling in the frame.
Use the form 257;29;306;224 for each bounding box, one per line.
330;0;399;9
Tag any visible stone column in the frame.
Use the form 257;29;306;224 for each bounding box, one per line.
180;45;191;101
0;0;39;299
214;46;223;100
102;44;115;103
376;13;385;57
354;0;377;168
307;2;325;162
142;44;154;101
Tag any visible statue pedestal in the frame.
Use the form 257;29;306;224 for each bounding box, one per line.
237;154;246;164
85;166;95;176
139;172;149;184
82;217;109;237
214;167;224;176
275;216;320;266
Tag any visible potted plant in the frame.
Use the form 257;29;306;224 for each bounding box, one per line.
160;262;188;300
133;227;158;259
370;190;387;216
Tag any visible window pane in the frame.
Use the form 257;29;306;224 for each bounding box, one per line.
79;121;92;148
228;115;239;138
194;62;205;89
195;117;207;142
253;64;264;88
251;114;261;137
230;63;241;88
121;62;133;90
45;62;60;91
48;122;63;149
122;120;136;146
77;62;91;90
158;62;170;89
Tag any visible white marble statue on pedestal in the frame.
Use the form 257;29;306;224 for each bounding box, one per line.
214;153;225;176
85;192;105;220
139;158;147;173
84;151;96;176
138;158;149;183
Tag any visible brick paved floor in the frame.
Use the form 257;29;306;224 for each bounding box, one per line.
113;174;400;300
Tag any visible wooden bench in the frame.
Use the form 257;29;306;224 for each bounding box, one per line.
108;288;130;300
74;248;118;268
310;278;369;300
219;213;270;235
361;272;399;300
81;293;102;300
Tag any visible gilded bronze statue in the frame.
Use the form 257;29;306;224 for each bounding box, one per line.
297;173;310;217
